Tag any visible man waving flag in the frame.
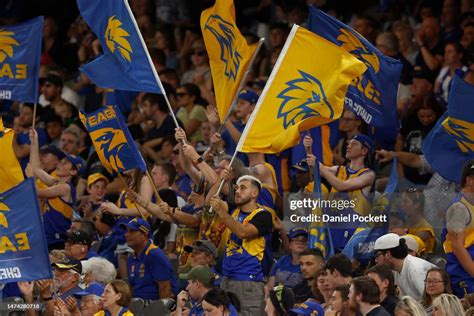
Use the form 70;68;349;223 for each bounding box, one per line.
201;0;260;121
238;25;366;154
77;0;162;93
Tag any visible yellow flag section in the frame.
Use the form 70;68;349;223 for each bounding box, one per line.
0;117;24;193
239;25;367;153
201;0;259;122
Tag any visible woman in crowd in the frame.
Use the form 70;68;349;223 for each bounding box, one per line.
265;284;296;316
95;280;133;316
395;296;427;316
201;288;241;316
175;83;208;143
421;267;452;314
432;294;465;316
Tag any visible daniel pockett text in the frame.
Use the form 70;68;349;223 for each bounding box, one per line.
285;196;388;225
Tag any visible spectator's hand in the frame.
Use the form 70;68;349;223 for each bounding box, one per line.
187;191;205;208
157;202;172;216
210;195;228;216
25;163;34;178
17;281;34;297
175;127;187;143
210;132;222;147
306;154;316;167
100;201;121;215
126;190;146;208
273;215;284;232
54;298;71;316
176;290;189;309
36;279;53;298
82;202;93;218
415;30;425;47
29;128;38;145
64;296;79;313
182;144;200;162
375;149;394;163
219;167;232;182
303;134;313;148
205;106;220;127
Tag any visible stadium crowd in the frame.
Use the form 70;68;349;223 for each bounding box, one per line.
2;0;474;315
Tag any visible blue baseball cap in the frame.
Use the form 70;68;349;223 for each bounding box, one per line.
288;227;308;239
238;89;259;104
292;159;310;173
352;134;374;153
119;217;150;234
290;301;325;315
73;282;105;299
58;152;86;176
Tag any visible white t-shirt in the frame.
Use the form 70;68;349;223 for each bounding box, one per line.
395;255;436;300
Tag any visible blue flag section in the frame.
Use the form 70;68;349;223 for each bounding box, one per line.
308;7;401;143
342;158;398;266
77;0;162;93
0;178;52;282
308;159;334;259
105;89;139;115
0;17;43;103
423;74;474;183
79;105;147;174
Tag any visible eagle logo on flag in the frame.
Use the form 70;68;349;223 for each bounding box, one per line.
90;127;128;173
0;30;19;62
105;16;133;62
442;117;474;154
277;70;333;128
0;201;10;228
337;28;379;74
204;14;242;81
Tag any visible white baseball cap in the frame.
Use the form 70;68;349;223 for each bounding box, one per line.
374;233;401;251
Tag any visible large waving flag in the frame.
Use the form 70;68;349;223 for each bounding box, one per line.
201;0;260;122
308;7;401;144
342;158;398;265
423;73;474;183
79;105;146;174
238;25;366;153
0;178;52;282
0;17;43;103
308;159;334;259
0;117;24;193
77;0;162;93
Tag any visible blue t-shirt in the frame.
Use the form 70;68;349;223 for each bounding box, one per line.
270;255;304;288
97;231;120;267
17;128;47;172
128;241;178;299
176;174;192;197
221;121;249;166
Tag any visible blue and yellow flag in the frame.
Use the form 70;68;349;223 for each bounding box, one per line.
0;17;43;103
77;0;162;93
308;7;401;144
423;73;474;183
308;158;334;259
0;116;24;193
79;105;146;174
238;25;366;153
342;158;398;266
201;0;259;122
104;89;139;115
0;178;52;282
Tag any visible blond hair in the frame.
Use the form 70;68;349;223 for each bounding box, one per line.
395;296;427;316
432;294;464;315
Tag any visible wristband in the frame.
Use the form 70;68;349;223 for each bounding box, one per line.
195;156;204;164
43;296;53;302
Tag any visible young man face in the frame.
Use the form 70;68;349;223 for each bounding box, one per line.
299;254;324;280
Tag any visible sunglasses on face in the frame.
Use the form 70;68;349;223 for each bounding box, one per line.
192;50;206;56
176;92;188;98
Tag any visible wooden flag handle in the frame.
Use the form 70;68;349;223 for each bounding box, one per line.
117;173;147;220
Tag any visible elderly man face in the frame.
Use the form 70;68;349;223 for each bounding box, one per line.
81;295;102;316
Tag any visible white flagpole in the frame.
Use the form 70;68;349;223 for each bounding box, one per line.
123;0;181;129
208;24;299;213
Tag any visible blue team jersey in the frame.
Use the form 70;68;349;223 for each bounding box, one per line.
128;241;178;299
97;231;120;267
43;182;76;247
222;207;272;282
270;255;304;288
221;121;249;166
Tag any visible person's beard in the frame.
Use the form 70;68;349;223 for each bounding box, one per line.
235;195;252;207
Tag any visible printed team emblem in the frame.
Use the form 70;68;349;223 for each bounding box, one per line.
277;70;333;128
105;16;133;62
203;14;242;81
337;28;379;74
442;117;474;153
90;127;128;173
0;201;10;228
0;30;19;62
